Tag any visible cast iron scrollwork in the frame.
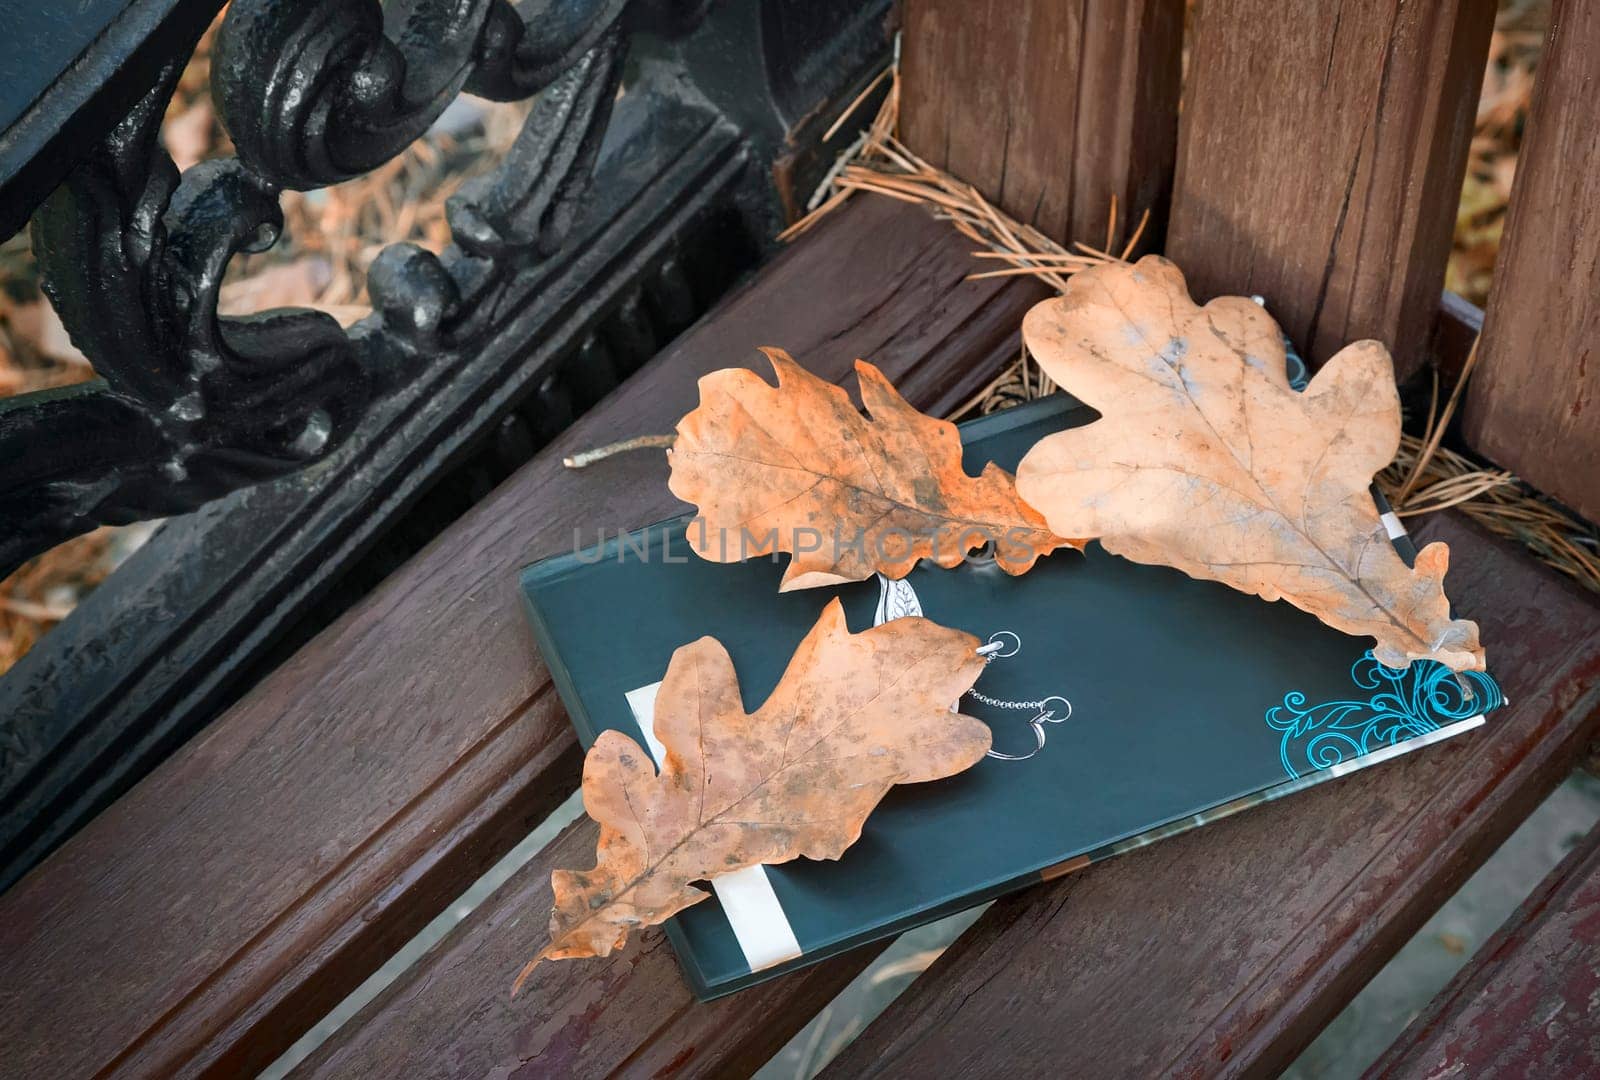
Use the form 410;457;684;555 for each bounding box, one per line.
0;0;698;579
5;54;365;573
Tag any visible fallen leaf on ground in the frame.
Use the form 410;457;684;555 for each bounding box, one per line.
668;348;1076;590
518;597;989;985
162;99;215;171
1014;256;1483;672
217;257;332;315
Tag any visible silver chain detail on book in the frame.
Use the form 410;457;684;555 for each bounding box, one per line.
874;575;1072;761
965;687;1047;711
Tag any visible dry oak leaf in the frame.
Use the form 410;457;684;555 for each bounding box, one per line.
518;597;989;985
1014;256;1483;673
667;347;1076;591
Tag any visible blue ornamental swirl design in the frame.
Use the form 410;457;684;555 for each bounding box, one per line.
1266;652;1504;779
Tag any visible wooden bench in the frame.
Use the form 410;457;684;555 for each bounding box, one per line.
3;190;1598;1078
3;0;1600;1077
1370;818;1600;1076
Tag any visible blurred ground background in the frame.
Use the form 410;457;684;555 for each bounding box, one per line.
8;4;1598;1078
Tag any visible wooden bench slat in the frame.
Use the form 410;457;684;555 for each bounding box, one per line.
1368;817;1600;1076
819;514;1600;1079
0;196;1046;1080
1167;0;1495;379
900;0;1183;247
1464;0;1600;524
297;820;882;1078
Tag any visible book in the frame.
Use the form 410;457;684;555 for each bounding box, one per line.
518;392;1505;999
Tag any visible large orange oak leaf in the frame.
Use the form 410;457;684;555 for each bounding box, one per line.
518;598;989;984
667;347;1075;591
1014;256;1483;672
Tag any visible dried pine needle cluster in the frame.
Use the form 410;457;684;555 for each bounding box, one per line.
788;53;1599;597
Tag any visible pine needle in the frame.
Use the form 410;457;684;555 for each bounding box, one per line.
562;434;676;468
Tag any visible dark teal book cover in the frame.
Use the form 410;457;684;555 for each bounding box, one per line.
519;394;1504;999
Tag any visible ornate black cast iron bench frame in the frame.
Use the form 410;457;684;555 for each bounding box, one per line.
0;0;892;889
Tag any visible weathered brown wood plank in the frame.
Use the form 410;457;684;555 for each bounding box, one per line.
900;0;1183;248
1367;819;1600;1077
1167;0;1494;379
1464;0;1600;524
0;196;1047;1080
822;514;1600;1079
296;821;885;1079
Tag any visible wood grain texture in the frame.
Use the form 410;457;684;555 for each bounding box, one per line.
1167;0;1494;380
297;821;885;1079
822;514;1600;1079
1464;0;1600;523
1368;819;1600;1077
0;196;1046;1080
899;0;1183;248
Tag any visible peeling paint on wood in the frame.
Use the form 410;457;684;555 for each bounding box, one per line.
1369;819;1600;1077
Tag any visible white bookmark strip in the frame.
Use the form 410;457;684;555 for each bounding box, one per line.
1380;511;1407;540
623;682;805;973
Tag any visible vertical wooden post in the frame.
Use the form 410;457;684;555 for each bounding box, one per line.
1464;0;1600;524
1166;0;1495;379
899;0;1184;250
